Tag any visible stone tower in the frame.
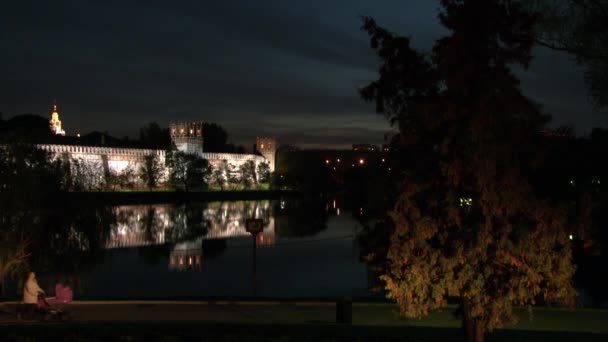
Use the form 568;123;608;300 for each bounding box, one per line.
49;100;66;136
170;122;203;154
256;137;276;172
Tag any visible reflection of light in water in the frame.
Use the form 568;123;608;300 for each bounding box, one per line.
337;208;340;216
105;201;275;249
333;200;336;209
280;201;285;210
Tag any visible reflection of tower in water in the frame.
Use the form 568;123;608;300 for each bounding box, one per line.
169;237;203;271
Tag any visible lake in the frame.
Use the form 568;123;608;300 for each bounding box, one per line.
4;198;378;300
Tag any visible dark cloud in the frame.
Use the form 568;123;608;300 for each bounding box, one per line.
0;0;604;149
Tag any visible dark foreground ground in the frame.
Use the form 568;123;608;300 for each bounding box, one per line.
1;301;607;341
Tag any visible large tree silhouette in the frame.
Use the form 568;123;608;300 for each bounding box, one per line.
530;0;608;112
361;1;580;341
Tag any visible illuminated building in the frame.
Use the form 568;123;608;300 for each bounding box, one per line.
170;122;203;154
352;144;378;152
256;137;277;171
49;100;66;136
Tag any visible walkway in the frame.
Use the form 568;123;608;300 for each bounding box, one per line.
1;300;607;334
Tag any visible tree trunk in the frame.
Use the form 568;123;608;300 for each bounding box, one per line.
0;269;5;302
462;300;485;342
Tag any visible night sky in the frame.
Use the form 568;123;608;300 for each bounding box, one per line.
1;0;605;149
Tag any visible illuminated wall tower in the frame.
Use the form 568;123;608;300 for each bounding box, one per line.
170;122;203;154
256;137;276;172
49;100;66;136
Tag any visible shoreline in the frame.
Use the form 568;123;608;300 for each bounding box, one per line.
47;189;303;205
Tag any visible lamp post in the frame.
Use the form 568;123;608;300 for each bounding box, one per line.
245;218;264;296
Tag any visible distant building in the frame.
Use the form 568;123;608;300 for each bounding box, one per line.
256;137;277;171
49;100;65;136
352;144;379;152
37;114;277;188
170;121;203;154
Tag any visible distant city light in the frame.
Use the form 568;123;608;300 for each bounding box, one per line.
333;167;336;170
337;158;341;162
325;159;330;164
76;133;81;137
569;234;574;240
333;200;336;209
359;158;365;165
381;158;385;162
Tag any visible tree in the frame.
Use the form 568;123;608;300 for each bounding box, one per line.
139;154;163;190
0;232;30;297
0;114;56;144
202;123;229;152
256;162;271;184
166;151;211;192
361;1;579;341
0;144;63;296
116;164;137;190
213;160;229;190
139;122;171;149
239;160;257;189
227;163;241;189
529;0;608;112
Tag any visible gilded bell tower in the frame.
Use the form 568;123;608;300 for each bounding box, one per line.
49;100;66;136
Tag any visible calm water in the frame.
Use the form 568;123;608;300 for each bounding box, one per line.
6;199;376;300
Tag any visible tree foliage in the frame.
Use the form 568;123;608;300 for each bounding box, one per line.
139;154;164;190
139;122;171;149
256;161;271;183
0;144;62;295
530;0;608;112
239;160;257;189
361;1;579;341
212;160;229;190
202;123;229;152
166;151;211;192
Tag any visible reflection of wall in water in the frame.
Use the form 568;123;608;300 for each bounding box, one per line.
105;201;275;250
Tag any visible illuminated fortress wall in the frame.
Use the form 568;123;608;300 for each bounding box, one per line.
37;144;271;183
37;120;275;186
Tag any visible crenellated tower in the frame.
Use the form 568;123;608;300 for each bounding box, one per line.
49;100;66;136
256;137;276;172
170;121;203;154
